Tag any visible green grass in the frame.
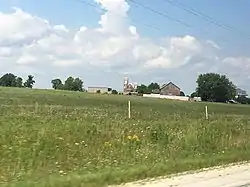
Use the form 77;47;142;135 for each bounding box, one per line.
0;87;250;187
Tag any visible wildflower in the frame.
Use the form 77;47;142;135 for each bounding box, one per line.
127;135;140;141
132;135;139;141
104;141;112;147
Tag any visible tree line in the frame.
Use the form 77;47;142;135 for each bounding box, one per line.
0;73;35;88
51;77;118;94
1;72;249;104
51;77;84;91
0;73;119;94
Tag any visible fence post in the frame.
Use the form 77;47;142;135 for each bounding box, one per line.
128;101;131;119
205;105;208;119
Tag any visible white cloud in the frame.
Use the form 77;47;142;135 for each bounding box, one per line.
0;47;12;56
16;53;37;65
0;0;249;93
0;7;50;46
206;40;221;50
223;57;250;70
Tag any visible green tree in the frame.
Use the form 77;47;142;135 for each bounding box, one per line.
0;73;24;87
190;92;198;98
247;98;250;104
137;84;150;94
148;82;160;93
236;95;248;104
54;77;84;91
0;73;17;87
16;77;23;87
196;73;236;102
24;75;35;88
180;91;185;96
112;89;118;94
64;77;75;91
51;79;64;90
72;78;83;91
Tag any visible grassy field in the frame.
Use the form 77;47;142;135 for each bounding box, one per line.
0;87;250;187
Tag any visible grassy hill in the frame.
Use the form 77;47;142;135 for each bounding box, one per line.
1;87;250;187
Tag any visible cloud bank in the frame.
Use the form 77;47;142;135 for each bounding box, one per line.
0;0;249;93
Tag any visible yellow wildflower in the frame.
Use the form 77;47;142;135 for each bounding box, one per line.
127;135;132;140
132;135;139;141
104;141;112;147
127;135;140;141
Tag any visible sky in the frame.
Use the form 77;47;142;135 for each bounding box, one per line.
0;0;250;95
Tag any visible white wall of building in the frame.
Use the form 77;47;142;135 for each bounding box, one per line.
142;94;202;102
143;94;189;101
88;87;109;93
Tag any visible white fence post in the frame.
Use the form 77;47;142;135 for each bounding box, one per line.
128;101;131;119
205;105;208;119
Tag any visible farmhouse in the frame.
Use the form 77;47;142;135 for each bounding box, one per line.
160;82;181;96
88;86;109;93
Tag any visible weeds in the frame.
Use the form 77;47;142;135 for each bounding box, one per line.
0;87;250;187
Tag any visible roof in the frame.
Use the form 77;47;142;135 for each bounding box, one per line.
160;82;180;90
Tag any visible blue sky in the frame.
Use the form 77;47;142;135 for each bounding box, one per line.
3;0;249;53
0;0;250;94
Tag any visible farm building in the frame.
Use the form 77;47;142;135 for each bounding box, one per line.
236;88;247;97
123;77;138;95
160;82;181;96
88;86;109;94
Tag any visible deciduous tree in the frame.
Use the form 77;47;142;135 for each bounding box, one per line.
236;95;248;104
137;84;150;94
16;77;23;87
190;92;198;98
51;79;64;90
72;78;83;91
148;82;160;93
64;77;75;91
180;91;185;96
0;73;17;87
24;75;35;88
196;73;236;102
52;77;84;91
112;89;118;94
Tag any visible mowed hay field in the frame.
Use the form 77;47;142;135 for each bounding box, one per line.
1;87;250;187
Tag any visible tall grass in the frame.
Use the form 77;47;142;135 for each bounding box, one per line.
0;87;250;187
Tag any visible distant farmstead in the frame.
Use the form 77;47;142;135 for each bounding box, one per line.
160;82;181;96
88;86;109;93
123;77;138;95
